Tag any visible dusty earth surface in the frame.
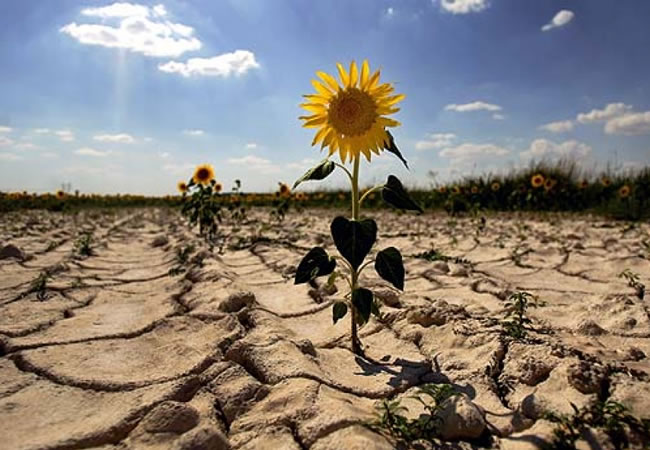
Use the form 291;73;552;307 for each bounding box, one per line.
1;207;649;450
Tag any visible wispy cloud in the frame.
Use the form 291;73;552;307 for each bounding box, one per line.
75;147;111;157
0;136;14;147
542;10;575;32
55;130;75;142
445;101;502;113
604;112;650;136
577;103;632;124
227;154;280;174
415;133;456;151
439;142;510;166
0;126;12;133
93;133;135;143
520;139;591;160
159;50;260;77
539;120;574;133
0;152;22;161
183;129;205;136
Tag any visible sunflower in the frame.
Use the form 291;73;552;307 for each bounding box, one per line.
491;182;501;192
300;60;404;163
531;174;545;189
278;183;291;198
438;186;447;194
601;177;611;187
192;164;215;185
451;186;461;195
295;192;307;202
578;180;589;189
177;181;188;194
214;182;223;193
56;190;65;199
618;185;631;198
544;178;557;191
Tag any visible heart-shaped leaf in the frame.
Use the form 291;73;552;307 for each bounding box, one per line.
294;247;336;284
375;247;405;290
383;130;409;169
352;288;373;325
382;175;423;213
293;159;336;189
330;216;377;270
332;301;348;324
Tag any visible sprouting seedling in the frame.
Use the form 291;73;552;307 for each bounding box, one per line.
295;59;421;355
413;248;472;266
74;232;93;257
30;271;51;301
370;384;458;443
543;400;650;449
502;291;543;339
619;269;645;300
168;244;195;276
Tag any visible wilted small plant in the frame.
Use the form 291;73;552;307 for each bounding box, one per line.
371;384;458;442
295;60;421;355
168;244;196;276
413;248;472;266
502;291;543;339
74;232;93;257
270;182;292;222
618;269;645;300
180;164;223;248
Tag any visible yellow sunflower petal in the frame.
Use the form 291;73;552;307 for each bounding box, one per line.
367;70;381;90
300;103;328;113
311;126;329;146
336;62;349;86
303;94;329;104
348;61;358;88
383;93;406;106
317;71;340;92
302;115;329;128
360;60;370;89
322;128;336;149
311;80;334;98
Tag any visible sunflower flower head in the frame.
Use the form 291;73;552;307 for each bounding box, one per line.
471;186;479;194
192;164;215;186
56;190;65;199
544;178;557;191
491;182;501;192
214;182;223;193
601;177;612;187
177;181;188;194
531;174;545;189
438;186;447;194
619;185;631;198
300;60;404;163
279;182;291;198
578;180;589;189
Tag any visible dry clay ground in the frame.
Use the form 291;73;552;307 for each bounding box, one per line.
1;208;649;450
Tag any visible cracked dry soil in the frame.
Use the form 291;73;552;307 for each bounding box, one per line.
1;208;649;449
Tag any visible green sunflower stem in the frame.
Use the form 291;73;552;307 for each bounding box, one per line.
350;155;362;355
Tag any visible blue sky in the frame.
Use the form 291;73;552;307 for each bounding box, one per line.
1;0;649;194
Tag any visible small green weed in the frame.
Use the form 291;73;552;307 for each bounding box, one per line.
74;232;93;257
619;269;645;300
502;291;544;339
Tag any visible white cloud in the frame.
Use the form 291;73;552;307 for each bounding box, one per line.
227;154;280;174
245;142;258;150
75;147;111;157
55;130;75;142
159;152;171;159
415;133;456;151
539;120;574;133
163;162;195;175
385;7;395;17
577;103;632;124
438;0;489;14
82;2;149;18
183;129;204;136
520;139;591;160
143;137;154;142
445;101;502;113
34;128;50;134
0;126;12;133
542;10;575;32
492;113;505;120
439;143;510;165
159;50;260;77
286;158;318;170
0;136;14;147
604;111;650;136
93;133;135;143
61;3;201;58
0;152;22;161
14;142;39;150
41;152;59;159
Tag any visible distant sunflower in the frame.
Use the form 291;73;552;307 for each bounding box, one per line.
531;174;545;189
491;182;501;192
192;164;215;185
544;178;556;191
578;180;589;189
438;186;447;194
295;192;307;201
214;182;223;193
177;181;188;194
452;186;461;195
56;190;65;199
601;177;612;187
279;183;291;198
618;185;631;198
471;186;479;194
300;60;404;163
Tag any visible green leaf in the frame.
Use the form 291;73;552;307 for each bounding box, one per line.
332;301;348;324
371;299;381;318
375;247;405;290
294;247;336;284
293;159;336;189
382;175;423;213
330;216;377;270
352;288;373;325
383;130;409;169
